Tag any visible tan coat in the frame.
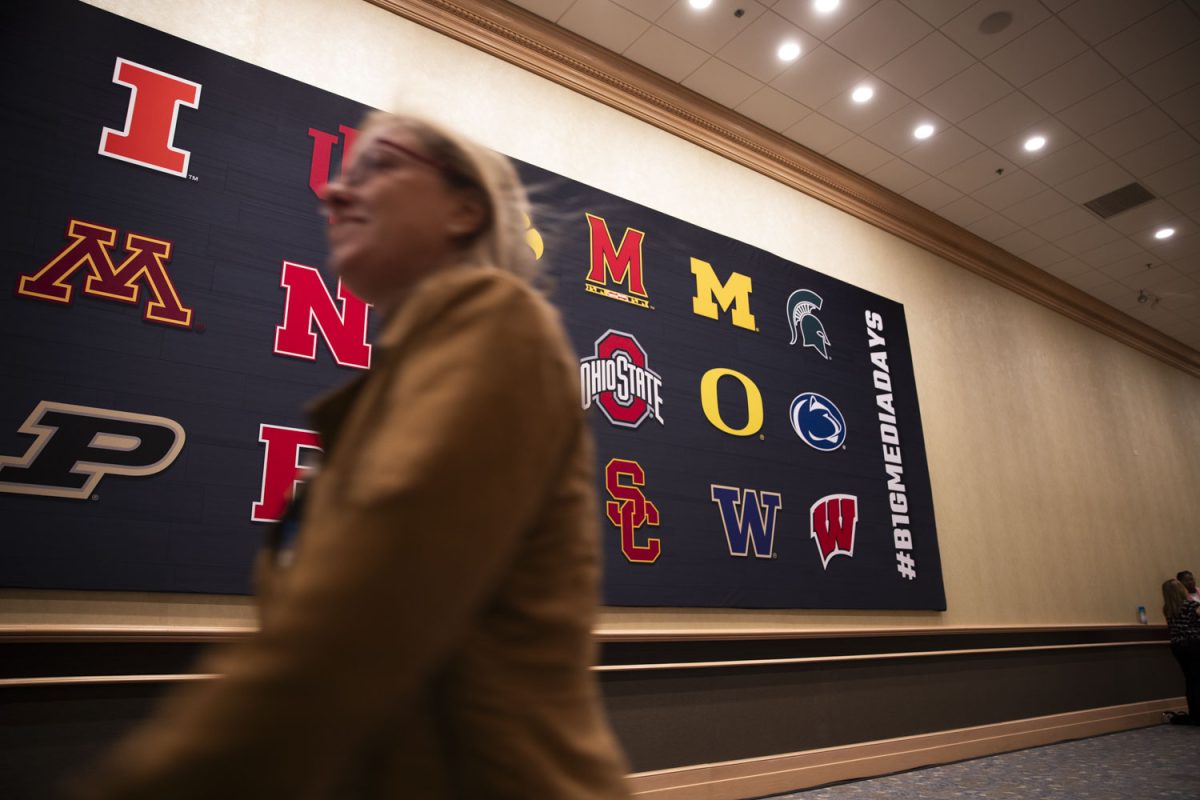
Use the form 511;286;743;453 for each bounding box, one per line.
83;265;631;799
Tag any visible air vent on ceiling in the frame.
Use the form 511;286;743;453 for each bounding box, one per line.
1083;182;1155;219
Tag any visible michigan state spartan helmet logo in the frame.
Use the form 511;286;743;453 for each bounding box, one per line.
786;289;830;359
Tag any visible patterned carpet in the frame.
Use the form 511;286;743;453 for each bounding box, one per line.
765;725;1200;799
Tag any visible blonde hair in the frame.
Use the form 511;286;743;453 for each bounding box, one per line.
1163;578;1188;621
359;110;537;281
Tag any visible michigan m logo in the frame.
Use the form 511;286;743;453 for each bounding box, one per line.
710;485;782;559
691;258;756;331
605;458;661;563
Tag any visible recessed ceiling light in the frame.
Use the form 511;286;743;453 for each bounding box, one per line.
851;84;874;104
1154;227;1175;240
1023;135;1046;152
777;41;802;61
688;0;713;9
814;0;841;13
913;123;935;140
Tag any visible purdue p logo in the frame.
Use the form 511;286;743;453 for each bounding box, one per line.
605;458;661;564
0;402;185;499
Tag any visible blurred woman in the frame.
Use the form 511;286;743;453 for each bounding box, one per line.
1162;578;1200;725
80;111;630;798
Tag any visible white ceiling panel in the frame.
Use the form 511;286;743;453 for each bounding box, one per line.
1169;184;1200;215
966;212;1022;240
1128;39;1200;102
770;44;869;108
1023;241;1070;268
1106;199;1187;236
784;111;856;154
1042;257;1092;280
1057;80;1151;137
958;91;1045;146
623;25;710;82
1023;50;1121;113
1094;2;1200;76
829;136;895;174
716;11;820;83
983;17;1087;88
903;126;985;174
818;79;911;133
827;0;932;71
1025;139;1109;185
991;117;1080;167
1143;153;1200;197
1088;107;1180;158
993;228;1047;256
682;58;763;108
919;63;1012;123
657;0;768;53
940;149;1015;194
1160;84;1200;127
898;0;977;27
866;157;930;194
1055;223;1123;256
1067;269;1114;291
1027;205;1099;240
1055;0;1169;46
902;177;964;211
1098;250;1159;279
876;32;974;97
938;195;992;227
999;188;1074;228
972;168;1047;210
611;0;676;21
1057;161;1136;203
507;0;574;21
861;102;946;155
773;0;882;40
558;0;650;52
940;0;1050;59
1076;236;1146;268
1117;130;1200;181
736;85;813;132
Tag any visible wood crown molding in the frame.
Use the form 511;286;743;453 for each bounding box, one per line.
366;0;1200;378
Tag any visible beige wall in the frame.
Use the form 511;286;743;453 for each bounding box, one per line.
3;0;1198;633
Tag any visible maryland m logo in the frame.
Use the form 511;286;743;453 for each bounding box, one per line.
0;402;185;499
710;485;782;559
810;494;857;569
16;219;193;328
605;458;661;564
585;213;649;308
691;258;756;331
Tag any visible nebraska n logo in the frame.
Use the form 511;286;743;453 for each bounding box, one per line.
605;458;661;563
810;494;857;569
710;485;782;559
0;402;185;499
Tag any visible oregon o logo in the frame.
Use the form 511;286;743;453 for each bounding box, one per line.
789;392;846;451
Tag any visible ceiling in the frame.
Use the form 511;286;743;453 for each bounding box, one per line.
507;0;1200;353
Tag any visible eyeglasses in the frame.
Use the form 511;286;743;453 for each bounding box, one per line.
331;139;460;190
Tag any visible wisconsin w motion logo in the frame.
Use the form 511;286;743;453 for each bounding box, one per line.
810;494;857;569
0;402;185;499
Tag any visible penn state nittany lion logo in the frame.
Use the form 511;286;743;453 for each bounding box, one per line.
786;289;830;359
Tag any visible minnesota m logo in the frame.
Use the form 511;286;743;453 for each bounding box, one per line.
17;218;192;328
710;485;782;559
691;258;756;331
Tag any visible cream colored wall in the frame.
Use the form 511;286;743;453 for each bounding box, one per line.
3;0;1198;633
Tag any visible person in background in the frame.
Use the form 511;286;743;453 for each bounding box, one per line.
76;110;631;799
1162;578;1200;726
1177;570;1199;603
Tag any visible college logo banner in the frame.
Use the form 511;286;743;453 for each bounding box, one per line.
0;0;945;609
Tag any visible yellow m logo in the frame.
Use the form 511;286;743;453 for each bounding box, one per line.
691;258;756;331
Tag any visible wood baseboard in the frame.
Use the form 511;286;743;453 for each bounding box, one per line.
628;698;1184;799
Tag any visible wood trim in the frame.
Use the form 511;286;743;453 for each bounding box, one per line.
593;639;1165;672
0;674;218;688
364;0;1200;378
626;698;1184;799
0;622;1165;643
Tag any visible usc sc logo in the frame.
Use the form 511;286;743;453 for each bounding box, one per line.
604;458;661;564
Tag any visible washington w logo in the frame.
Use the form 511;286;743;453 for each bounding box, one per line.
709;485;782;559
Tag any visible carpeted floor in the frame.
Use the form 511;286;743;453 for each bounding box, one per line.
765;724;1200;799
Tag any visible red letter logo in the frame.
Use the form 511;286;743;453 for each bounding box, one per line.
308;125;358;199
584;213;648;309
16;218;193;328
605;458;661;563
250;424;323;522
810;494;857;569
99;58;201;178
274;261;372;369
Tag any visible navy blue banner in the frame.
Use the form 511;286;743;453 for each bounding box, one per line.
0;0;944;609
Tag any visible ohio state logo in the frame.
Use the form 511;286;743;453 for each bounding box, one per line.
580;330;664;429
